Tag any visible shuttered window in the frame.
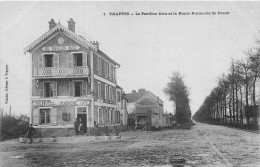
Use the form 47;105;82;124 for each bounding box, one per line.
98;82;101;99
105;84;108;99
40;108;50;125
98;108;103;124
69;81;87;97
44;82;57;97
33;109;39;125
50;108;58;125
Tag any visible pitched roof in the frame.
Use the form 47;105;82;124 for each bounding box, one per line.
24;23;97;54
125;91;143;103
125;90;163;104
97;49;120;67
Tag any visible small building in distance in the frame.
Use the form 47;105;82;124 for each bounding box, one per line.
125;89;168;130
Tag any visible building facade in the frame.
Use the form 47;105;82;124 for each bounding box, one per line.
125;89;167;130
24;18;126;136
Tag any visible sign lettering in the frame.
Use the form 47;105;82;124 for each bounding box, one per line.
32;99;91;106
42;46;80;51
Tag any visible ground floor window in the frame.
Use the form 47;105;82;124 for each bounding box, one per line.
98;108;103;124
40;108;50;124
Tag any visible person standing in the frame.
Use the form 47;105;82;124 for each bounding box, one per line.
27;124;36;144
74;118;79;135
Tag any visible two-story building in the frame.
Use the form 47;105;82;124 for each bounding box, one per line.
24;18;125;136
125;89;167;130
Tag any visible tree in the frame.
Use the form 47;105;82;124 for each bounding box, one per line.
164;72;191;124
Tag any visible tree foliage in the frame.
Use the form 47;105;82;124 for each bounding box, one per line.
193;35;260;129
164;72;191;124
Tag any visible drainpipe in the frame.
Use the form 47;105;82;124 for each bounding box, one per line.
90;50;95;131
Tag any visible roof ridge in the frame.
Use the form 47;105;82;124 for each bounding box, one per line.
24;23;97;53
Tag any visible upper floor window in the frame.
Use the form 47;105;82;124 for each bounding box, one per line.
44;82;57;97
67;53;86;67
45;54;53;67
74;81;83;97
117;91;121;102
109;86;112;100
97;57;102;74
105;84;108;99
69;81;87;97
98;82;101;99
74;53;82;66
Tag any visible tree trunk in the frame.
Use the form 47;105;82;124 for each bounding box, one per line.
235;84;239;125
239;86;243;125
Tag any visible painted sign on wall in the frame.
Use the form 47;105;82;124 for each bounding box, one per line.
32;99;91;106
42;45;80;51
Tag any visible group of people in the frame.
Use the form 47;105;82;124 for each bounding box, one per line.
74;118;84;135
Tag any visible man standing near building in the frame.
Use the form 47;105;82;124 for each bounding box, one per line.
27;124;35;144
74;118;80;135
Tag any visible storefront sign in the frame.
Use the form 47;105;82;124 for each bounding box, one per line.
42;45;80;51
32;99;91;106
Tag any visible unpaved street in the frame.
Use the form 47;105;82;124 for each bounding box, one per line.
0;123;259;167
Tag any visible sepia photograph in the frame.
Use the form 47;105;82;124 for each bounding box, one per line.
0;1;259;167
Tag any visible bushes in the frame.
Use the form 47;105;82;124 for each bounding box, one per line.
0;113;29;141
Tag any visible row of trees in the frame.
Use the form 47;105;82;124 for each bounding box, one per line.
193;39;260;129
164;72;191;124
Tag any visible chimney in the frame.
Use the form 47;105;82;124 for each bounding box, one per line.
138;88;146;95
90;41;99;50
132;90;136;94
67;18;75;32
48;19;56;30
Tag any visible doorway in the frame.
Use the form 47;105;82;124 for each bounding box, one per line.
76;107;87;133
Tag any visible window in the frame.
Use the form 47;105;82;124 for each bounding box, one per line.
104;108;108;124
117;91;121;102
113;66;115;80
98;57;102;74
109;86;112;101
110;109;113;124
105;84;108;99
74;53;82;66
45;54;53;67
104;61;107;76
77;107;87;114
98;82;101;99
107;62;109;77
74;82;83;97
44;82;54;97
40;109;50;124
98;108;103;124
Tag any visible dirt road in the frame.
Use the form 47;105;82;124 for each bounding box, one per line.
0;123;259;167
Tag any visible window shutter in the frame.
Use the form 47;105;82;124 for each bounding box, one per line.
82;81;87;96
33;108;39;125
83;53;87;66
101;58;104;75
39;81;44;97
54;54;59;67
69;82;74;96
67;53;73;67
50;108;58;125
53;82;57;97
39;54;44;67
97;56;99;73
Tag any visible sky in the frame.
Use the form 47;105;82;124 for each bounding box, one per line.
0;1;259;116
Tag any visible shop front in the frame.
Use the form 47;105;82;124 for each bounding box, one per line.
31;98;92;137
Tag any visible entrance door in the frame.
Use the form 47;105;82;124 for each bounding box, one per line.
77;107;87;133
